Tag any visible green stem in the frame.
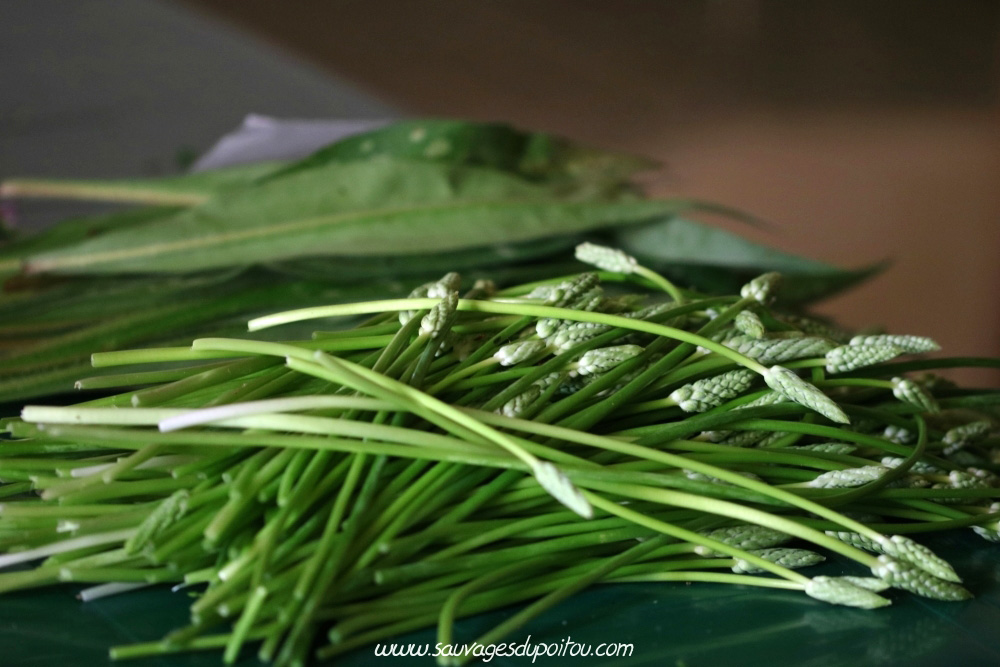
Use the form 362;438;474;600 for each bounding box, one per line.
610;571;804;589
249;298;770;374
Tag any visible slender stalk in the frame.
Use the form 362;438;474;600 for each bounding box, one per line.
249;298;770;374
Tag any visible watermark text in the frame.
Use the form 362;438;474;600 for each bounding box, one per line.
374;635;634;662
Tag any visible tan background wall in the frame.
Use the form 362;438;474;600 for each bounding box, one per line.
182;0;1000;383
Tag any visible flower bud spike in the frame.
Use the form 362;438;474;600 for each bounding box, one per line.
839;576;891;592
546;272;601;308
574;242;638;274
966;467;999;485
972;525;1000;543
550;321;611;351
805;576;892;609
499;385;542;418
891;377;939;413
685;470;763;485
531;461;592;519
809;466;889;489
398;273;461;325
719;430;771;447
724;335;836;365
826;530;885;553
597;294;641;314
399;282;431;325
937;470;990;495
849;334;940;354
568;286;605;312
943;421;992;450
740;272;782;304
763;365;850;424
525;285;556;300
574;243;684;302
880;457;941;474
670;369;756;413
732;548;825;574
878;535;961;583
735;391;788;410
532;372;565;391
420;291;459;340
427;272;462;298
793;443;857;455
882;424;914;444
125;490;190;555
407;281;433;298
826;344;906;373
557;375;591;396
734;310;766;338
872;556;972;601
626;302;678;322
694;525;791;556
575;345;643;376
972;504;1000;543
757;431;789;447
535;317;561;339
494;340;547;366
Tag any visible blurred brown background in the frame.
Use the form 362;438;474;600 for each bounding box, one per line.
182;0;1000;381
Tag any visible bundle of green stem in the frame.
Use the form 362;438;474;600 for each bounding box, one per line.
2;244;998;666
0;262;587;402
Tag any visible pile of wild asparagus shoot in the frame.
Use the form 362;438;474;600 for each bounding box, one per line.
2;243;999;665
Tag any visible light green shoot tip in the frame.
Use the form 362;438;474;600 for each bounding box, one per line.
805;576;892;609
763;365;849;424
531;461;593;519
740;272;782;304
574;242;637;274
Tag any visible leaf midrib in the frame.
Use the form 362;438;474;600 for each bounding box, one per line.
27;198;662;272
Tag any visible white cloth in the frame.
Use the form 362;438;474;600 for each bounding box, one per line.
192;115;391;171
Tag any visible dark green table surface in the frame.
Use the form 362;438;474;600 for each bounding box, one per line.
3;531;998;666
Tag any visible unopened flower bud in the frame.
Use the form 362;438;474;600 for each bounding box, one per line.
740;272;782;304
848;334;940;354
764;366;849;424
574;242;637;274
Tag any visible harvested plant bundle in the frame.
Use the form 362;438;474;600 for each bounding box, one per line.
1;245;998;665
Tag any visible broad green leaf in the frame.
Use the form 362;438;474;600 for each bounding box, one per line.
265;119;533;178
0;207;180;279
611;217;883;303
615;217;836;272
0;161;285;206
26;158;683;275
264;118;658;188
